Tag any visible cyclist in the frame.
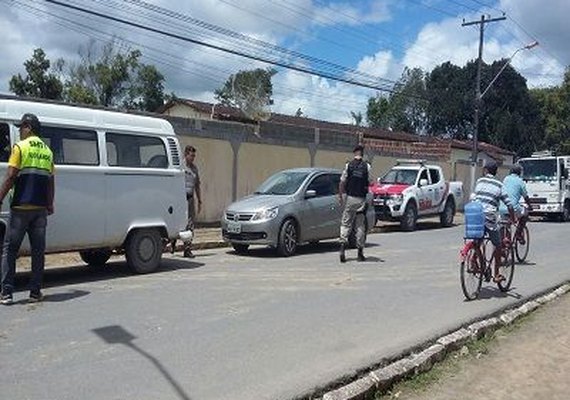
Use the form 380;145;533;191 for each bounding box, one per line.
473;161;516;283
499;164;531;244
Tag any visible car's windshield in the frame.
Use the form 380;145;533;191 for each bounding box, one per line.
380;169;418;185
520;159;557;181
254;171;310;195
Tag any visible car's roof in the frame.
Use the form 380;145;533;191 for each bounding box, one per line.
281;167;341;174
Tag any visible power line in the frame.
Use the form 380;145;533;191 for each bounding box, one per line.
43;0;428;99
8;0;372;116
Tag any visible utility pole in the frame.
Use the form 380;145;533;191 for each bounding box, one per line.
462;14;506;193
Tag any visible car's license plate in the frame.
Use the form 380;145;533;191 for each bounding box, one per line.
227;222;241;234
531;204;539;210
374;198;385;205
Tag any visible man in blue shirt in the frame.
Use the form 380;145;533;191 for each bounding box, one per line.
500;164;531;244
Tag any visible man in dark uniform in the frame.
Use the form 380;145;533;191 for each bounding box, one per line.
338;145;371;263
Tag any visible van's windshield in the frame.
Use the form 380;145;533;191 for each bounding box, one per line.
254;171;310;195
520;159;557;181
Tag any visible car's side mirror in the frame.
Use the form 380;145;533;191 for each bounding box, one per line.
377;177;382;183
305;189;317;198
419;179;429;187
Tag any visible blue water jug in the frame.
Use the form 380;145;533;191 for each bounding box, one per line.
464;201;485;239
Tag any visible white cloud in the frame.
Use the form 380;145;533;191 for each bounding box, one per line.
313;1;392;27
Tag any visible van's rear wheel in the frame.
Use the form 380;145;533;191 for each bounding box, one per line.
80;248;112;267
126;229;162;274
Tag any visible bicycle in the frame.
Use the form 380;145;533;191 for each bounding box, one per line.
460;221;515;301
513;206;530;263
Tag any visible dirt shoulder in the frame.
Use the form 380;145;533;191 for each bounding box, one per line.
383;292;570;400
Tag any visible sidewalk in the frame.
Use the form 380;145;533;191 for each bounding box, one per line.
385;292;570;400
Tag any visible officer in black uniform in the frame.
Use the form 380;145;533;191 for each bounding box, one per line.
338;145;371;263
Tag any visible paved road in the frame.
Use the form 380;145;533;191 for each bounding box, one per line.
1;221;569;400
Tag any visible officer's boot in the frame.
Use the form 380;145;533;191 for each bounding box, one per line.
357;247;366;262
339;243;346;263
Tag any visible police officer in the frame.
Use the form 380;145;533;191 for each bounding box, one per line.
0;113;54;305
338;145;371;263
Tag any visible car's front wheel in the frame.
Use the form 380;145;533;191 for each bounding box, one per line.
277;218;298;257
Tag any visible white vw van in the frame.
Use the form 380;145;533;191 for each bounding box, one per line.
0;97;187;273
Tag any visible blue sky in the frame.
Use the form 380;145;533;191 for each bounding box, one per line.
1;0;568;123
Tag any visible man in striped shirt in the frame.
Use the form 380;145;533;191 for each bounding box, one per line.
474;161;516;283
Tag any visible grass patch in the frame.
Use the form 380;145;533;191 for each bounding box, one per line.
376;312;534;399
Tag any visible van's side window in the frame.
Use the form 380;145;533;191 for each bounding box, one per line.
106;133;168;168
40;127;99;166
0;123;10;162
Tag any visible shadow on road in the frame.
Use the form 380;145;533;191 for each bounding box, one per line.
377;221;456;233
15;258;205;290
93;325;192;400
228;241;382;258
475;286;523;301
11;289;91;304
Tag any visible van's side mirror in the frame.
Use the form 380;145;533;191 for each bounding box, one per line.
419;179;429;187
305;189;317;199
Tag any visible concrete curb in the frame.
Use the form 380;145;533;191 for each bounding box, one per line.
318;282;570;400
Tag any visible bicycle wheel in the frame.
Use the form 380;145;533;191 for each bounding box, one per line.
460;244;484;300
498;245;515;292
515;225;530;263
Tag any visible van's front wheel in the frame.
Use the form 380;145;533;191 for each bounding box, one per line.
80;248;112;267
126;229;162;273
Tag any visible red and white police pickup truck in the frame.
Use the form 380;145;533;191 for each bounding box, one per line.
369;160;464;231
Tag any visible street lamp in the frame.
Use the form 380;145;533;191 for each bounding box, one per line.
469;41;539;193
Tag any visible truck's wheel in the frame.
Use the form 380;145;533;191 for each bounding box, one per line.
440;198;455;227
277;218;298;257
400;202;417;232
560;201;570;222
126;228;162;273
232;243;250;254
80;248;112;267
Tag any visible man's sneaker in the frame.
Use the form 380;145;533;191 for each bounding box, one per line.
1;293;13;305
339;243;346;263
29;291;44;303
183;249;195;258
357;248;366;262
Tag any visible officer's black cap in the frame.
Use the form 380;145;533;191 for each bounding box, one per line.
353;144;364;153
15;113;41;133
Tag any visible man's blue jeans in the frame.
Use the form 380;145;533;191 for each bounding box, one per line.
1;209;48;295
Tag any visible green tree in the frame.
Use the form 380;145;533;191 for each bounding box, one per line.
215;68;276;121
366;67;428;134
531;68;570;153
426;62;471;139
64;40;165;111
9;48;64;100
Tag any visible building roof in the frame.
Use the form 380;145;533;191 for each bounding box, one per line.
158;98;514;158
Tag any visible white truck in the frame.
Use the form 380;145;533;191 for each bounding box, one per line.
518;151;570;221
369;160;464;231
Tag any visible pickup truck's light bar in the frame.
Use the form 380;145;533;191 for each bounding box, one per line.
396;159;426;166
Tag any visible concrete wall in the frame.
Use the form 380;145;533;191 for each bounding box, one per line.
167;115;492;224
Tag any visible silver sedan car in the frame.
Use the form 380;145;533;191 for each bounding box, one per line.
221;168;375;256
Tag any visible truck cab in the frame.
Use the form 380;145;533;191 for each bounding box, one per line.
519;152;570;221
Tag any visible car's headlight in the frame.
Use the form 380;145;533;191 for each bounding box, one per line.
388;194;404;204
252;206;279;221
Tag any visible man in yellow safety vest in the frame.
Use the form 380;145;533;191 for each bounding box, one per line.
0;113;54;305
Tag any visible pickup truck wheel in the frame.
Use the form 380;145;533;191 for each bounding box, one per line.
232;243;249;254
277;219;298;257
80;248;112;267
400;202;417;232
126;228;162;274
440;198;455;227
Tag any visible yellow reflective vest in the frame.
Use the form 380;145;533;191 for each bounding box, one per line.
12;136;53;208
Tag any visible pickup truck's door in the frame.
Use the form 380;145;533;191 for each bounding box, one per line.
417;168;433;214
428;168;448;213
